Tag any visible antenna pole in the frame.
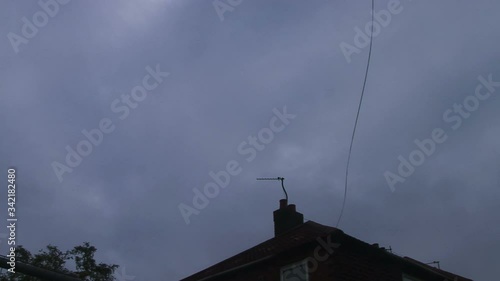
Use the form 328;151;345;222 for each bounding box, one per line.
256;177;288;201
425;261;440;269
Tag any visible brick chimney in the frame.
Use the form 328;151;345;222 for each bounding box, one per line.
273;199;304;236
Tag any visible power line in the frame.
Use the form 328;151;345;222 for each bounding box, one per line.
336;0;375;228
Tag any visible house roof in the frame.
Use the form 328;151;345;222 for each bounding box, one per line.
180;221;340;281
402;257;473;281
180;221;472;281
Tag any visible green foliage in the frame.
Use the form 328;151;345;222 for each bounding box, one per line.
68;242;118;281
0;243;118;281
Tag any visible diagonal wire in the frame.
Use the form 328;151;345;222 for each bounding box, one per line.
336;0;375;228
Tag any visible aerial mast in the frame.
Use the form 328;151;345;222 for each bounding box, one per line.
256;177;288;202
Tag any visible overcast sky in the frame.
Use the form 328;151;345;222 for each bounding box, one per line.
1;0;499;280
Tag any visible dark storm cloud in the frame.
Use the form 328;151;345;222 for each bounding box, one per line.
0;1;498;280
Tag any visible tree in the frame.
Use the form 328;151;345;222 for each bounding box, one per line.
0;242;118;281
68;242;117;281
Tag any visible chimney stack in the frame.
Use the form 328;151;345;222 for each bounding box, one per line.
273;199;304;236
